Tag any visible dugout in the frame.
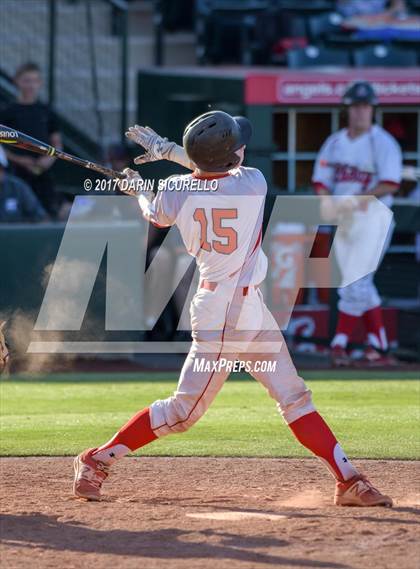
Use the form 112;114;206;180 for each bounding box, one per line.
137;67;420;193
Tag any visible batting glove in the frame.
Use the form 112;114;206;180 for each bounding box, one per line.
125;125;176;165
118;168;141;196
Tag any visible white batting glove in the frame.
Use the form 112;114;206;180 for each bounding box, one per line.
125;125;175;165
117;167;152;199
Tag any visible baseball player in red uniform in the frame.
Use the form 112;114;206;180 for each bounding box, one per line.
312;81;402;367
73;111;392;507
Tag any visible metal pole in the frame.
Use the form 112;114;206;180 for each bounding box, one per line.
121;7;129;143
154;0;163;66
86;0;104;153
48;0;57;106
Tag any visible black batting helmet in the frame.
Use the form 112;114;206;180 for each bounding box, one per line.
183;111;252;172
342;81;378;106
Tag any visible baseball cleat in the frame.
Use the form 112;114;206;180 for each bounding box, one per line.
359;346;398;367
73;448;110;501
330;346;351;367
335;474;393;507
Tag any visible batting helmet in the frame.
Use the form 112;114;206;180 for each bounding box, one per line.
342;81;378;106
183;111;252;172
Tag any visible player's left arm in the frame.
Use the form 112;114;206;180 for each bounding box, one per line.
366;134;402;198
117;168;177;228
125;125;195;171
312;137;339;220
366;182;400;199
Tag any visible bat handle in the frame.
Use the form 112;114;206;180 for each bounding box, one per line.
114;170;127;179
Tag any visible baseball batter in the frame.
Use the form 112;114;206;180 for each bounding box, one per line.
312;81;402;367
73;111;392;507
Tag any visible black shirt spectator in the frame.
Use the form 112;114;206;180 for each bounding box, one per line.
1;101;59;150
0;62;63;219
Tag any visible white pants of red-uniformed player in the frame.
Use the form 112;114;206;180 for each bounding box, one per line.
150;281;315;437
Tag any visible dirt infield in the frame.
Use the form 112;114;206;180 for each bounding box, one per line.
1;457;419;569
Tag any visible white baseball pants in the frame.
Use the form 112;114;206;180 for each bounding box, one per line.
150;282;315;437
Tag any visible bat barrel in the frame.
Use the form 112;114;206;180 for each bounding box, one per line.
0;123;125;179
0;124;19;144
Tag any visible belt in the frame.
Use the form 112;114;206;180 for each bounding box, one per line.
200;279;256;296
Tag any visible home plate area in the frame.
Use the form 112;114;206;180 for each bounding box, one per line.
1;457;419;569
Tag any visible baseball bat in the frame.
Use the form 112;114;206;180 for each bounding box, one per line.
0;124;125;179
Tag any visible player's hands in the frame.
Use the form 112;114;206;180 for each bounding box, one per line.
0;321;10;374
117;167;143;196
336;196;358;216
125;125;175;165
320;195;358;225
336;196;359;237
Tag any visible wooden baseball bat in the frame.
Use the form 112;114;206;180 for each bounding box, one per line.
0;124;125;179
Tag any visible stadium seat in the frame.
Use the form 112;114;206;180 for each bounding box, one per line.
275;0;335;16
307;12;344;43
196;0;273;64
286;45;350;68
197;0;269;13
353;45;418;67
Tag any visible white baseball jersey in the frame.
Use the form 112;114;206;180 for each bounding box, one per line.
312;125;402;207
140;166;268;286
137;167;315;439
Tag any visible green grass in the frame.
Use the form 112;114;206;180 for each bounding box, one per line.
1;373;419;459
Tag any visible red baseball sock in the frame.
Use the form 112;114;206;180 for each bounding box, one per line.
363;306;388;350
92;407;157;464
331;311;359;348
289;411;358;481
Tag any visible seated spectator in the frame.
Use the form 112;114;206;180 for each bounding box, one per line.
0;146;48;223
0;62;63;219
337;0;406;17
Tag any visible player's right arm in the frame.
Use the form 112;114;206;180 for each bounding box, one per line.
312;135;355;221
125;125;195;171
117;168;182;228
312;136;338;221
